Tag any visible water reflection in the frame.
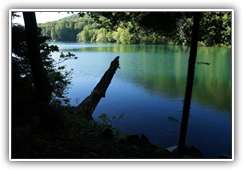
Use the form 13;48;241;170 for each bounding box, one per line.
113;45;231;118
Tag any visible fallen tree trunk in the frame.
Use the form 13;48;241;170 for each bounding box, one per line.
77;56;120;119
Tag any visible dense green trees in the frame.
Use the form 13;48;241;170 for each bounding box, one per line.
38;12;231;47
199;12;231;47
76;19;169;44
86;12;231;47
38;14;94;41
37;14;175;44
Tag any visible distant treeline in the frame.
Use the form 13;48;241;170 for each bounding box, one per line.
38;12;231;47
38;14;93;41
38;14;169;44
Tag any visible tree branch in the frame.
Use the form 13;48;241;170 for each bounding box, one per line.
77;56;120;119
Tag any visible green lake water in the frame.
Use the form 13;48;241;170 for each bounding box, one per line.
49;41;232;158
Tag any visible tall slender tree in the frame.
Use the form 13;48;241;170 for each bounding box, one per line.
23;12;52;104
177;12;201;156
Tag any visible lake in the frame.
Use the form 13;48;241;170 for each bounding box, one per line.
49;41;232;158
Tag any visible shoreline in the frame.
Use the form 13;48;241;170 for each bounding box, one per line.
47;40;231;48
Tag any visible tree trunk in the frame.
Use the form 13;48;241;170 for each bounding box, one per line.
177;12;201;156
23;12;52;104
77;56;120;119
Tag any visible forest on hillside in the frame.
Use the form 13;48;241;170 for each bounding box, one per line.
38;12;231;47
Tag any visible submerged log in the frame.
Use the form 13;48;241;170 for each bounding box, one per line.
77;56;120;119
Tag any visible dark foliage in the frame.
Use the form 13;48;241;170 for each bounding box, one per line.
11;23;76;128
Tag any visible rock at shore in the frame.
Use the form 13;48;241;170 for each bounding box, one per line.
166;145;204;158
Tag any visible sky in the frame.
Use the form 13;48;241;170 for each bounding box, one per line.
13;12;79;25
